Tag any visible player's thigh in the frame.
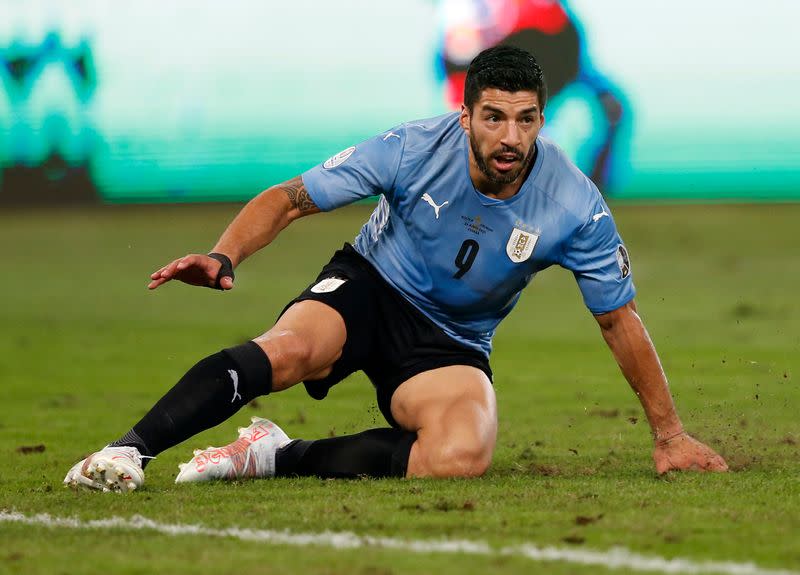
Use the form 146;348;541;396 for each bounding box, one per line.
390;365;497;477
253;300;347;390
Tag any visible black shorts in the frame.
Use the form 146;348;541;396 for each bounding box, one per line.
280;244;493;428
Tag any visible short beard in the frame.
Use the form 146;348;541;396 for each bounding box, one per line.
469;133;537;185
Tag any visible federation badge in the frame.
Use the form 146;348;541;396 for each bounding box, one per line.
616;244;631;279
323;146;355;169
506;227;539;263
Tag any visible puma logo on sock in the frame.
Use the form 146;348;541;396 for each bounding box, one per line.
228;369;242;403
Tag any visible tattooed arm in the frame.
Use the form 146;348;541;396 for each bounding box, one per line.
281;176;320;218
147;176;321;290
210;176;320;267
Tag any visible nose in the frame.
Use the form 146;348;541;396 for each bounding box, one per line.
500;121;522;148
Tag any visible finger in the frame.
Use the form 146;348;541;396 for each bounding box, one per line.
653;452;672;475
176;254;205;271
164;257;192;277
219;276;234;290
150;263;174;279
148;278;166;290
156;261;180;279
703;454;729;472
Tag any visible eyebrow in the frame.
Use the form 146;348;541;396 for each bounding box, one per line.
481;105;539;116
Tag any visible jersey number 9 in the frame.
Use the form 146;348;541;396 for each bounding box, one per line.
453;239;480;279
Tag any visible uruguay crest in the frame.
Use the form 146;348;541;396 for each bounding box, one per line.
506;227;539;263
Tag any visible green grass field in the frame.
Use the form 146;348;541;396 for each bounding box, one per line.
1;203;798;574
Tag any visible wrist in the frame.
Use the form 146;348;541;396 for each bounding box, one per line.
654;427;685;446
209;248;238;267
648;411;684;444
208;252;234;268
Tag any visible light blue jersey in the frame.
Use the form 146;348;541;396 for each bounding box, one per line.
302;112;634;357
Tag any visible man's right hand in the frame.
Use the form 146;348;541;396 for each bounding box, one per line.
148;254;235;291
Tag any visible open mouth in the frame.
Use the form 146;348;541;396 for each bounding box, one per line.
492;153;522;172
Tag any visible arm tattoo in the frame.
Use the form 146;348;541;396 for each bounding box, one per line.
282;176;317;214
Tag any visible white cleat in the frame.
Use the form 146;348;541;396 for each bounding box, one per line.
175;417;290;484
63;446;145;493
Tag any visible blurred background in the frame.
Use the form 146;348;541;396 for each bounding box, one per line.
1;0;799;206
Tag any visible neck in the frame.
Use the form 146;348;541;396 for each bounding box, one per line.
468;145;536;200
470;166;523;200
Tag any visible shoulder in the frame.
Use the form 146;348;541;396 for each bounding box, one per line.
395;112;463;155
384;113;464;192
535;137;603;225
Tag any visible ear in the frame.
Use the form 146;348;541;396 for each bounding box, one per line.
459;104;471;133
540;112;546;128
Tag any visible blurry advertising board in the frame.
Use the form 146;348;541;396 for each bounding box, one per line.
1;1;798;204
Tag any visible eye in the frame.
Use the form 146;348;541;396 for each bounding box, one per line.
486;115;499;123
521;116;534;125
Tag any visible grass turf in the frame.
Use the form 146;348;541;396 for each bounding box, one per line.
0;203;798;574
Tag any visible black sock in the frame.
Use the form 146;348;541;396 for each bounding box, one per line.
109;342;272;466
274;428;417;478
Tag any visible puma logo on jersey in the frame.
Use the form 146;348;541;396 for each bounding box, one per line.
228;369;242;403
383;131;401;141
592;210;610;222
421;193;449;219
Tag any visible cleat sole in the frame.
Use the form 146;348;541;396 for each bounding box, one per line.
67;454;144;493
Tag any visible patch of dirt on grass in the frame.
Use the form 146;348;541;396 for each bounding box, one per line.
726;453;761;471
528;463;562;477
589;408;619;418
16;444;45;454
400;499;477;513
575;514;604;526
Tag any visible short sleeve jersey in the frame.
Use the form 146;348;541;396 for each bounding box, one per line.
302;112;635;357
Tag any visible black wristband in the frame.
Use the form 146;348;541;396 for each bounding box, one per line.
207;252;235;290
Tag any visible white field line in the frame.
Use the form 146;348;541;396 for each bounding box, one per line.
1;510;797;575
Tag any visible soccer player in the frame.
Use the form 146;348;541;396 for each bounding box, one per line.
64;46;727;492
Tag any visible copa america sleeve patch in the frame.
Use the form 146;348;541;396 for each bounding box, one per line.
323;146;356;169
616;244;631;279
310;277;347;293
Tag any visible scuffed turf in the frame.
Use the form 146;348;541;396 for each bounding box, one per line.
0;203;798;574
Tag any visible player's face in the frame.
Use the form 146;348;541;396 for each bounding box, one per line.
461;89;544;187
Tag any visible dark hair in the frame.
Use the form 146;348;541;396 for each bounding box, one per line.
464;45;547;111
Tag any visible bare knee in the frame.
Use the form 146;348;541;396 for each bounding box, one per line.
253;329;337;390
431;443;492;478
410;434;494;478
393;365;497;479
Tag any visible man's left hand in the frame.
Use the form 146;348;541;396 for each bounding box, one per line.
653;432;729;474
